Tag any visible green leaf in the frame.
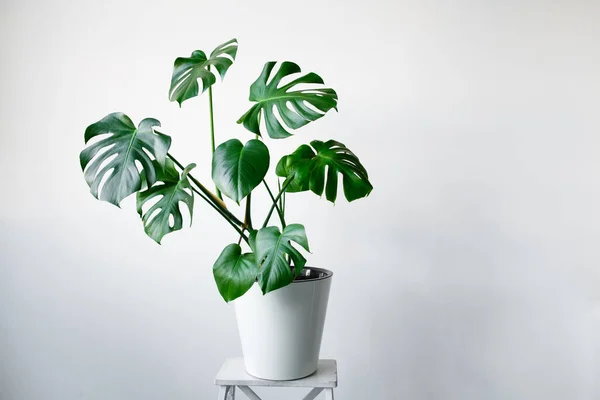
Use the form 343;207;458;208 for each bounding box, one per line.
255;224;310;294
276;140;373;203
275;145;315;193
169;38;238;106
248;229;258;252
237;61;338;139
80;112;171;207
213;243;259;302
212;139;270;203
136;160;195;244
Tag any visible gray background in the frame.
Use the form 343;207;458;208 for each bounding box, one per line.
1;0;599;399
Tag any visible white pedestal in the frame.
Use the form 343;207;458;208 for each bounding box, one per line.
215;358;337;399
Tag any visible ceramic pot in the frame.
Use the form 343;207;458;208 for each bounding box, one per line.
234;267;333;380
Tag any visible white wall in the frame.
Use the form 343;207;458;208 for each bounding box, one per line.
1;0;599;399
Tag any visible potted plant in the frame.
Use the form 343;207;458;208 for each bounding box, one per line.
79;38;373;380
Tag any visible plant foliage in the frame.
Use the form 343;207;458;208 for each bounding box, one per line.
237;62;338;139
169;38;238;106
136;160;195;244
276;140;373;202
80;112;171;207
212;139;270;203
213;243;258;302
80;38;373;300
254;224;310;294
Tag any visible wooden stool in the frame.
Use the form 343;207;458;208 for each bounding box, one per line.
215;358;337;399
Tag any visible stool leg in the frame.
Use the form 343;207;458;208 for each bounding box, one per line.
238;386;262;400
325;388;334;400
217;385;236;400
301;388;323;400
226;385;236;399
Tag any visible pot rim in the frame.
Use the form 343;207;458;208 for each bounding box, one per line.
292;266;333;283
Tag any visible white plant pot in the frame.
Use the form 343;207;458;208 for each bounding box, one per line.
234;267;333;380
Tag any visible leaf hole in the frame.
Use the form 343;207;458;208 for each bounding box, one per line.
302;100;325;116
142;147;156;162
141;194;164;215
97;167;115;198
85;132;114;146
286;82;318;92
275;70;298;90
146;207;163;225
284;101;306;121
217;53;235;63
179;200;193;227
265;62;283;87
85;144;116;173
271;104;292;135
134;160;144;175
94;152;118;176
170;70;194;97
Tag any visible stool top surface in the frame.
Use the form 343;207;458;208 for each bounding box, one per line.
215;358;337;388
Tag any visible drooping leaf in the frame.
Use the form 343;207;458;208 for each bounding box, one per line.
212;139;269;203
213;243;258;302
276;140;373;203
136;159;195;244
80;112;171;207
237;61;338;139
255;224;310;294
169;38;238;106
275;144;315;193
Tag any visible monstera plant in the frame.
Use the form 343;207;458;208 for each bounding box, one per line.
80;38;373;302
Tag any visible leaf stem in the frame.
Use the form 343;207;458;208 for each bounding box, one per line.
262;177;292;228
167;153;244;228
244;192;253;231
189;186;248;244
278;178;286;220
234;193;253;247
207;65;223;201
208;86;216;154
263;180;286;228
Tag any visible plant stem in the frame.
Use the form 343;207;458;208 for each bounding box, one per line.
282;189;286;219
235;193;253;247
207;66;223;201
189;186;249;244
263;180;286;228
208;85;216;154
244;193;253;231
167;153;244;228
262;178;292;228
278;178;286;220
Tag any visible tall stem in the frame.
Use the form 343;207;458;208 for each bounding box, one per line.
208;85;216;154
207;67;223;201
